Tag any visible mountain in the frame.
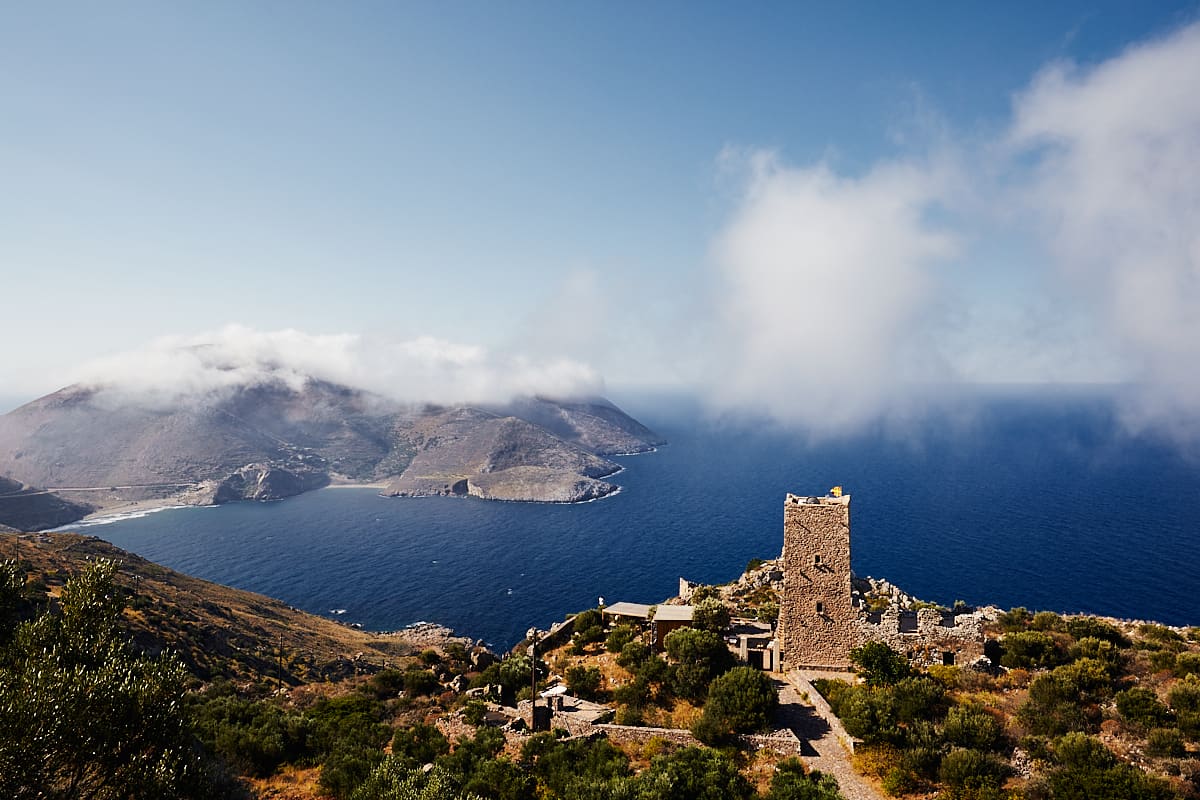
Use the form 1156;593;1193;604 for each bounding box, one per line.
0;379;663;522
0;477;94;532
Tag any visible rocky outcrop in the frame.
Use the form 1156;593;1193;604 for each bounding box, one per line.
210;464;330;503
465;467;617;503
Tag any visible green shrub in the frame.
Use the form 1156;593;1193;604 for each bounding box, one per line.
1139;624;1186;651
942;704;1002;752
692;666;778;744
461;699;487;726
997;607;1032;632
617;640;650;670
881;766;919;796
757;601;780;627
1065;617;1129;646
1114;687;1171;729
850;642;910;687
939;748;1008;789
1148;650;1177;672
664;628;735;701
745;558;765;573
403;669;440;696
606;624;636;653
1168;675;1200;739
613;676;651;709
765;758;843;800
1047;732;1175;800
1000;630;1065;670
836;685;900;744
692;597;731;633
1145;727;1185;758
615;706;644;726
571;624;604;654
813;678;853;711
636;746;753;800
192;694;310;777
320;745;384;800
566;665;602;700
365;669;407;699
574;608;602;631
1031;611;1065;632
890;676;945;723
1174;651;1200;678
391;723;449;768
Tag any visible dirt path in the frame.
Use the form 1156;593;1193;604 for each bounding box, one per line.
773;672;886;800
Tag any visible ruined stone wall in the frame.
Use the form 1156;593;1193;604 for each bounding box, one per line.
778;494;856;669
855;606;994;667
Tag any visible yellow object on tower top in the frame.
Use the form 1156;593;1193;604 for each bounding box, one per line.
830;486;843;497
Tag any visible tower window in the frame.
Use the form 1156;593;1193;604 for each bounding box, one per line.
813;554;821;566
816;602;824;614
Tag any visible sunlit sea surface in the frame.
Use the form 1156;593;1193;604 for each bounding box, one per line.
84;391;1200;648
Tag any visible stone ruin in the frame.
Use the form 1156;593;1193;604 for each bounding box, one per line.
776;491;993;671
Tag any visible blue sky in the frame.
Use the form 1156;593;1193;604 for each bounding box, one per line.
3;2;1200;431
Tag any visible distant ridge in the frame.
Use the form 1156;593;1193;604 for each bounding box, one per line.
0;379;664;525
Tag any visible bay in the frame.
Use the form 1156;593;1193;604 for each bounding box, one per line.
86;390;1200;648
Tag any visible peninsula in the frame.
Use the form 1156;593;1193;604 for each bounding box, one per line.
0;379;664;530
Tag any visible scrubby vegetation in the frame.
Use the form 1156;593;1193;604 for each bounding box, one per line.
817;614;1200;798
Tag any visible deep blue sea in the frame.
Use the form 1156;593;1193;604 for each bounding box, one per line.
80;390;1200;648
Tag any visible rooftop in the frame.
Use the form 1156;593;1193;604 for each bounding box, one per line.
603;601;653;619
653;605;695;622
786;492;850;506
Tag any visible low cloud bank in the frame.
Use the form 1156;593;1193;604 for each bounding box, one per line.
708;150;959;434
73;325;603;408
708;20;1200;441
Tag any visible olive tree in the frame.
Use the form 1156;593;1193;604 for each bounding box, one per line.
0;559;210;799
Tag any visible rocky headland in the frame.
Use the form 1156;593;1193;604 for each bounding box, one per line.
0;380;664;528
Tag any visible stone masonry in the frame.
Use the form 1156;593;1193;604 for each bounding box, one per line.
778;493;856;669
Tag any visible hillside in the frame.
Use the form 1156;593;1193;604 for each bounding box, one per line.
0;530;470;683
0;380;663;522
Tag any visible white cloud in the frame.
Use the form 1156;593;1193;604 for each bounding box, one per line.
72;324;604;408
1009;21;1200;432
706;22;1200;440
706;149;960;433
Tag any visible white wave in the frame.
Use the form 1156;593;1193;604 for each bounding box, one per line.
49;505;191;531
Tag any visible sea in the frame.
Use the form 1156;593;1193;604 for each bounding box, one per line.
76;389;1200;649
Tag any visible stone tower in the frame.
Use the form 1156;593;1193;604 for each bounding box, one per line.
777;492;855;669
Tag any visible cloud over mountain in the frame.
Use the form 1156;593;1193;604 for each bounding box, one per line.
73;325;604;408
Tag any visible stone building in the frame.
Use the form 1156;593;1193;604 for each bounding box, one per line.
777;492;857;669
775;490;992;672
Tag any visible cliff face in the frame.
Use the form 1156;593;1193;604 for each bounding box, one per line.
0;380;662;522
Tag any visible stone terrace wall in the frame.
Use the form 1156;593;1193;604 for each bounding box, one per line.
591;724;802;756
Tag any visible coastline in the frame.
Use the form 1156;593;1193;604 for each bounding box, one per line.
58;499;196;530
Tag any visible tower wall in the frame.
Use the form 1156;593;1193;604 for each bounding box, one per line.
777;493;855;669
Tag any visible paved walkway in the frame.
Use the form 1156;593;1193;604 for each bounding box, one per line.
772;672;885;800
